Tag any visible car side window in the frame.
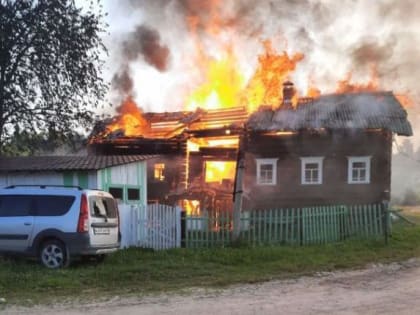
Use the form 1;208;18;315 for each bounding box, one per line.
0;195;33;217
33;195;76;216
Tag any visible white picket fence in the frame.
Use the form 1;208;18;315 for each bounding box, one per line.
119;203;182;250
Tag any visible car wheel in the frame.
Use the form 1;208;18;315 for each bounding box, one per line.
39;240;69;269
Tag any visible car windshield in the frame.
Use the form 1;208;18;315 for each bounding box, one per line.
89;196;117;218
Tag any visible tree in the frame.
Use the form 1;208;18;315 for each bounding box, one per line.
1;127;87;156
0;0;107;153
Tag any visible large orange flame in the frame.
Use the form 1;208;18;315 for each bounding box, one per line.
186;48;245;111
185;39;305;113
205;161;236;183
105;97;149;137
244;40;304;112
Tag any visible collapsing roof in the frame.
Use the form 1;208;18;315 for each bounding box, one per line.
90;106;249;142
247;92;412;136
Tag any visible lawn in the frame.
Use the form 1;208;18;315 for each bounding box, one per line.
1;225;420;305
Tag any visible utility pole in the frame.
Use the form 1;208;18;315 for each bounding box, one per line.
233;132;245;240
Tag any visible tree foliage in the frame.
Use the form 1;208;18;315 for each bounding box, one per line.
0;0;107;153
1;127;87;156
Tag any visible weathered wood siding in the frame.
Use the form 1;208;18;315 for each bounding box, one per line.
242;130;392;209
147;155;186;203
98;161;147;206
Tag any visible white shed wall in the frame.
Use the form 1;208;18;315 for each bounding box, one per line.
110;163;138;185
98;161;148;207
0;172;64;187
0;171;98;188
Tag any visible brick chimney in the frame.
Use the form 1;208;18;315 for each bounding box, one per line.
282;81;295;110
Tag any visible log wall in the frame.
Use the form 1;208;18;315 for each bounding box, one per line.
242;129;392;209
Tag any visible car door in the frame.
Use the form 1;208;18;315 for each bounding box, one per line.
0;194;35;252
88;194;119;246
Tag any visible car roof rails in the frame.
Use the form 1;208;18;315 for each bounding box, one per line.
4;185;83;190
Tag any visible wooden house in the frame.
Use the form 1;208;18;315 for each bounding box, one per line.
241;91;412;209
89;107;248;214
0;155;155;206
88;86;412;213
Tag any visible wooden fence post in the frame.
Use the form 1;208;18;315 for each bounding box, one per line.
233;158;245;241
382;201;389;245
181;210;187;248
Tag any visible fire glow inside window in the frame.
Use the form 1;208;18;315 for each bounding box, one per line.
204;161;236;184
154;163;165;181
300;157;324;185
256;158;278;185
348;156;371;184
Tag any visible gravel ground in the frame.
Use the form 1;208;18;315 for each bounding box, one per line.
3;259;420;315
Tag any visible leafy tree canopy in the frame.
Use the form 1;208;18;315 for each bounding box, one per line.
0;0;107;154
1;126;87;156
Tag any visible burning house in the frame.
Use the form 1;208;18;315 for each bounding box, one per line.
88;82;412;215
89;103;248;215
242;86;412;209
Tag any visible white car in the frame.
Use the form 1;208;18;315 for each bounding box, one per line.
0;185;120;268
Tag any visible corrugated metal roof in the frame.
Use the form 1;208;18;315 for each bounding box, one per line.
247;91;413;136
0;155;158;172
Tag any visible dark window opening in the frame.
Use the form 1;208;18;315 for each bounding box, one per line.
128;188;140;201
109;187;123;200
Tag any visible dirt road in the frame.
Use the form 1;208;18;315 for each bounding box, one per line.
4;259;420;315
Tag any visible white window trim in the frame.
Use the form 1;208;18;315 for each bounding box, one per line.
256;158;278;185
347;156;371;184
300;157;324;185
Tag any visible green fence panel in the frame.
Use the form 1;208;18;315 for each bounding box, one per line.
183;203;385;248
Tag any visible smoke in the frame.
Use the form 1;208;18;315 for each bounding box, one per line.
350;39;396;71
106;2;420;119
100;0;420;201
111;67;133;96
122;25;170;72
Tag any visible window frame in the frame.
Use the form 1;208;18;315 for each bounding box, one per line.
347;156;371;184
256;158;278;186
300;157;324;185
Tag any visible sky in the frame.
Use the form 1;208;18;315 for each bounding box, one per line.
88;0;420;143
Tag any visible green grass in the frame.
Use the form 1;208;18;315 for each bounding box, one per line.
2;225;420;305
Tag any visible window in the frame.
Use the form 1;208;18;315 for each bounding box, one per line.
256;158;278;185
0;195;32;217
89;196;118;218
301;157;324;185
127;188;140;201
108;187;123;200
348;156;371;184
34;195;75;216
154;163;165;181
